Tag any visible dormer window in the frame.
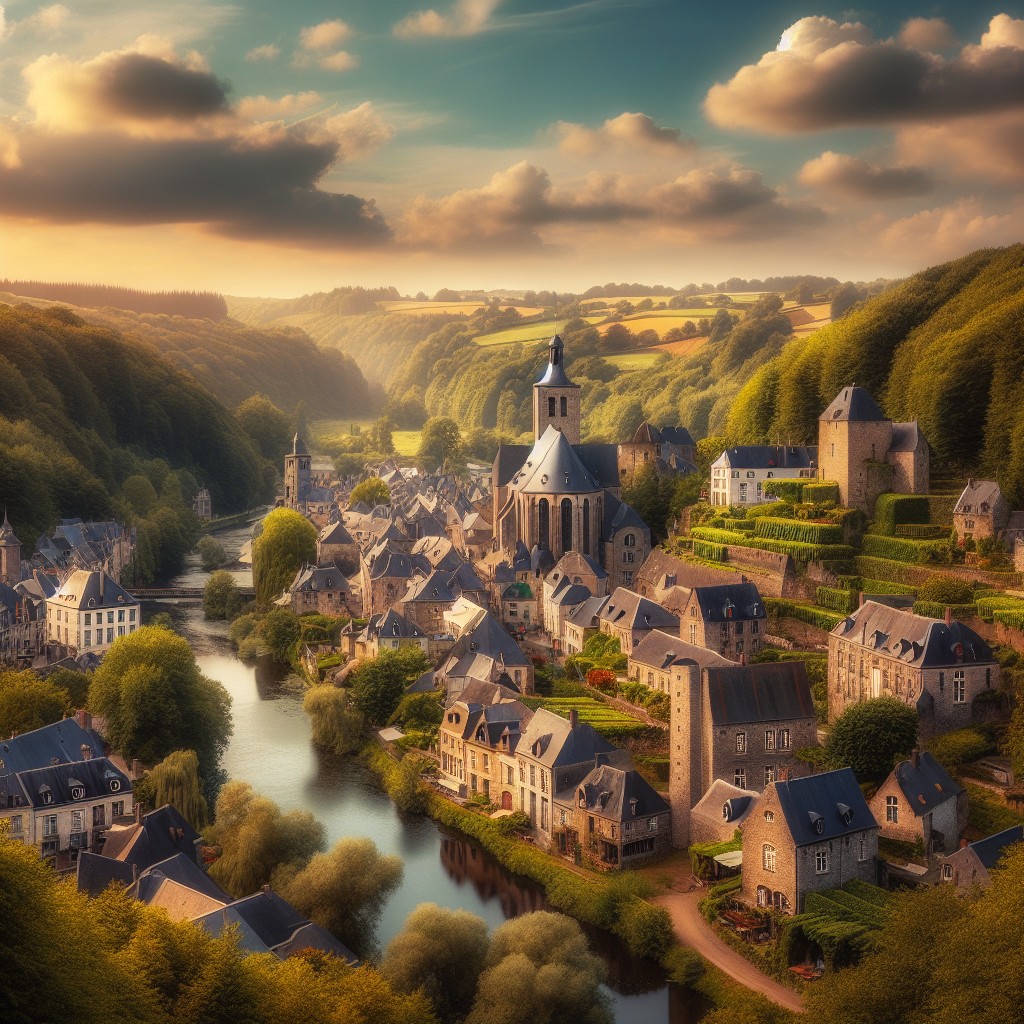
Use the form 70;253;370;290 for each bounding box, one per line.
109;779;121;793
809;811;823;834
41;786;53;805
578;790;586;807
764;811;774;822
838;803;854;825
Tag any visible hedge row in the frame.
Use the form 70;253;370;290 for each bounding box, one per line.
691;527;752;546
754;516;844;545
994;609;1024;630
974;595;1024;623
816;586;858;614
853;556;933;587
874;493;930;535
743;501;796;519
693;539;727;562
765;598;845;631
763;479;804;503
803;482;841;504
894;523;948;539
911;601;977;620
860;577;918;596
861;533;950;565
754;538;856;562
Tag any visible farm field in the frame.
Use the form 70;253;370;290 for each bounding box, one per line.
653;335;710;357
602;350;667;371
790;303;832;336
311;418;424;458
598;313;705;338
581;294;678;307
472;316;603;347
379;300;545;317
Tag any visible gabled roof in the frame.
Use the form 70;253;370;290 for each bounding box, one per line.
819;386;886;422
510;426;601;495
630;630;731;672
954;479;1003;515
602;491;648;536
772;768;877;847
565;594;609;630
102;804;202;871
714;446;817;470
658;425;695;448
551;582;591;607
517;707;614;769
890;421;926;453
692;779;759;826
691;583;766;622
404;568;458;604
968;825;1024;869
15;757;130;810
890;752;962;817
367;609;424;639
319;520;355;545
599;587;679;633
368;550;428;581
704;662;816;726
448;561;487;594
575;754;669;821
833;600;996;667
51;569;136;610
549;550;608;582
0;717;108;777
76;850;135;897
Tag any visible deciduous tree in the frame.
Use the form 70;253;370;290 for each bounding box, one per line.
252;508;317;606
825;697;918;780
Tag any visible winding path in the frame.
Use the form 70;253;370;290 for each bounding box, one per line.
654;886;806;1014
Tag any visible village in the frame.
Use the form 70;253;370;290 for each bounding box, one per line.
6;332;1024;1007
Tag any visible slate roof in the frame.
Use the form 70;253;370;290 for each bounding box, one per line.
0;717;108;778
51;569;137;611
494;443;621;490
404;569;457;604
530;545;556;576
602;491;648;535
704;662;816;726
130;851;230;903
449;678;523;706
630;630;731;672
292;433;309;455
600;587;679;633
536;335;576;388
552;582;592;608
716;446;817;470
448;561;487;594
954;480;1003;515
367;609;424;640
511;426;602;495
368;550;428;581
319;521;355;545
291;564;351;593
692;583;766;623
518;707;614;769
76;851;136;896
101;804;202;871
549;550;608;582
968;825;1024;869
659;425;695;448
0;509;17;543
890;421;926;453
773;768;878;847
891;752;962;817
692;779;759;826
565;594;609;630
574;754;669;821
833;600;996;667
15;757;130;810
819;386;886;422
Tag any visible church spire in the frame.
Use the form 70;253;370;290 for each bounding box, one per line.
536;334;574;387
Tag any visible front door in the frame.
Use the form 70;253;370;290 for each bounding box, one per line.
501;791;513;811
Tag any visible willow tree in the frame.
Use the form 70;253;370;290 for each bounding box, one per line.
148;750;208;829
252;508;317;606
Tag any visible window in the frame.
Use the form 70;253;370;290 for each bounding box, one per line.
548;396;556;417
734;768;747;788
746;471;755;478
762;844;776;872
942;864;953;882
689;624;697;644
129;608;136;622
560;396;567;417
624;533;636;547
71;785;84;801
93;805;105;827
623;571;633;585
470;752;477;769
529;765;536;786
764;766;776;786
765;730;776;751
739;483;747;501
858;836;868;862
118;609;125;623
764;811;774;822
953;670;965;703
623;550;635;563
72;810;84;832
537;498;549;549
815;848;829;874
43;815;57;837
84;613;91;626
648;817;658;831
561;498;573;551
106;627;114;644
886;795;898;823
83;630;91;648
735;640;744;655
735;732;747;753
778;729;791;750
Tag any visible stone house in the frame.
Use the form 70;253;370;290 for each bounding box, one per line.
628;628;701;694
710;446;817;507
689;779;760;847
562;595;608;656
869;750;966;854
935;826;1024;889
617;422;697;480
359;546;429;617
399;569;458;635
816;386;929;513
437;604;535;697
828;600;999;736
676;582;767;660
46;569;140;655
448;510;493;561
554;751;672;868
739;768;879;914
281;563;353;617
543;578;593;644
352;609;428;659
514;708;614;845
317;520;359;574
599;587;679;656
952;479;1024;548
670;660;818;848
600;493;651;591
499;581;540;632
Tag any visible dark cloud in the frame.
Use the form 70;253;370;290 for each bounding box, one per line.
95;53;230;120
799;151;934;198
0;129;390;247
706;15;1024;133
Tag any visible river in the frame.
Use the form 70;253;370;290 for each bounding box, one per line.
162;523;709;1024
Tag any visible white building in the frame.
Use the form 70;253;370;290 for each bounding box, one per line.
46;569;140;654
710;446;817;507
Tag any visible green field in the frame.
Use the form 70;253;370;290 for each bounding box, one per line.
602;350;667;371
472;316;603;347
311;418;424;457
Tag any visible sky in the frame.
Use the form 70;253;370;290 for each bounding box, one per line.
3;0;1024;295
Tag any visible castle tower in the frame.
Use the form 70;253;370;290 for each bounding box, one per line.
669;663;704;849
284;434;312;509
0;510;22;586
533;335;581;444
818;386;894;513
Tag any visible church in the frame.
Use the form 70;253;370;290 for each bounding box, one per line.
492;336;651;590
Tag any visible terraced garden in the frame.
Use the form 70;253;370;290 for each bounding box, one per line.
523;695;650;740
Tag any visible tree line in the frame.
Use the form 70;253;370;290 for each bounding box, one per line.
0;279;227;319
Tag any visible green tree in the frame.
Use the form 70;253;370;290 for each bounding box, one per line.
304;685;364;755
88;626;232;791
830;281;862;320
382;903;489;1023
369;416;397;455
120;474;159;516
260;607;301;663
147;749;209;829
206;781;326;897
0;671;71;736
234;393;293;463
418;417;463;471
197;534;227;571
825;697;919;780
44;667;92;709
203;570;238;621
293;399;309;440
917;575;974;604
351;648;430;726
252;508;317;606
349;477;392;507
280;837;403;954
467;912;611;1024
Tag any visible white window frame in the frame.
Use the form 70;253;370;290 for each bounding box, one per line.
815;848;829;874
886;795;898;823
762;844;776;872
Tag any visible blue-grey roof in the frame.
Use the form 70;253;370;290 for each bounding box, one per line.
0;717;108;777
76;850;135;897
536;335;577;388
101;804;202;871
892;752;962;817
602;491;648;536
131;852;231;903
718;445;817;470
705;662;817;726
820;386;886;422
773;768;877;847
693;583;766;622
969;825;1024;869
575;755;670;821
15;758;130;810
511;426;601;495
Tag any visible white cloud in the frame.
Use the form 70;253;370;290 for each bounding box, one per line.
245;44;280;62
394;0;502;40
316;102;396;160
898;17;955;52
554;112;695;157
798;151;933;198
882;197;1024;261
299;19;352;51
236;92;322;121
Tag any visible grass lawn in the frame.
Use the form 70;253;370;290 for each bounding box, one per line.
473;322;559;346
311;418;424;458
602;350;668;371
527;695;647;736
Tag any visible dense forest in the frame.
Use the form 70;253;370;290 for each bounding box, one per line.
0;280;227;319
0;304;270;555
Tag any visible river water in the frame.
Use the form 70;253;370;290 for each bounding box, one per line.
163;524;708;1024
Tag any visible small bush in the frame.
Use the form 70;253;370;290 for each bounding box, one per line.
494;811;531;837
803;482;841;504
917;575;974;604
763;479;804;503
927;728;993;769
816;586;858;614
662;947;705;987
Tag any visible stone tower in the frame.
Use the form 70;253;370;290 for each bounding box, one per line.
817;386;894;512
284;434;311;508
0;510;21;586
533;335;581;444
669;663;704;849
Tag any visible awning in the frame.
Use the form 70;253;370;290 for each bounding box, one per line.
435;776;462;794
713;850;743;868
377;727;404;743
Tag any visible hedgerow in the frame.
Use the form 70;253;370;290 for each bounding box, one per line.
911;601;977;619
765;598;845;630
816;586;858;614
861;533;951;565
873;493;930;535
693;539;727;562
753;517;844;545
803;482;841;504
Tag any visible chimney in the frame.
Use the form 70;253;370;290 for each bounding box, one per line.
74;708;92;731
99;571;105;601
960;838;968;849
569;708;578;729
739;653;747;667
945;606;952;627
911;749;920;769
262;883;271;894
134;803;143;823
859;591;866;608
131;758;142;780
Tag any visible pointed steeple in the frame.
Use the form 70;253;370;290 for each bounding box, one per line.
0;508;17;542
292;433;309;456
536;335;575;387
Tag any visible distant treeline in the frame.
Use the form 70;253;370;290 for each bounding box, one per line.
0;279;228;319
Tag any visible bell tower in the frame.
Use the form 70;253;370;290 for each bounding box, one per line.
284;434;312;508
532;335;581;444
0;510;22;586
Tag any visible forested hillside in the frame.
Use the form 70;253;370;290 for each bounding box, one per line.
727;245;1024;503
0;280;226;318
0;304;269;552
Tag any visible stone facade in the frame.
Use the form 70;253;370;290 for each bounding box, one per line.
676;583;768;661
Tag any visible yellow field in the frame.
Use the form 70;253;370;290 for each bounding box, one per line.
580;294;678;307
472;316;603;347
653;335;710;358
311;419;424;458
598;314;706;338
602;350;667;371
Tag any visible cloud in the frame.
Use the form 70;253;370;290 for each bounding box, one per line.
705;14;1024;133
299;19;352;51
798;150;934;198
393;0;501;39
554;112;695;157
25;44;229;134
898;17;955;52
881;196;1024;260
398;160;821;252
897;109;1024;184
245;44;280;62
317;102;395;160
236;92;322;121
